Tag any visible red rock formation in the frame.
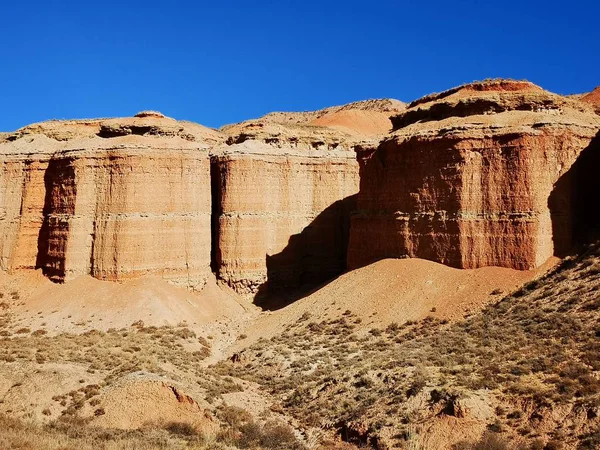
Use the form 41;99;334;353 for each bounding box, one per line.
348;80;600;271
1;100;402;295
212;144;359;295
211;100;403;296
0;114;222;288
582;87;600;114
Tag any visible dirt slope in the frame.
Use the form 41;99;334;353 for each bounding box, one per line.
0;270;253;336
234;257;555;351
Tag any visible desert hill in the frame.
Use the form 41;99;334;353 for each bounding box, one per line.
1;81;600;449
218;242;600;449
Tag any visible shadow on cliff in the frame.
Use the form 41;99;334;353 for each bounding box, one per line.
254;194;357;310
549;130;600;257
35;158;74;280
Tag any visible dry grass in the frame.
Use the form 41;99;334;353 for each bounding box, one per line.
0;289;306;449
216;243;600;448
5;244;600;448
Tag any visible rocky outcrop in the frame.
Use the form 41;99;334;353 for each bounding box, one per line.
213;100;404;296
582;87;600;114
0;113;223;288
0;100;402;295
348;80;600;271
212;143;359;296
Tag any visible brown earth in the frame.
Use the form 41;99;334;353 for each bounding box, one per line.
230;256;554;352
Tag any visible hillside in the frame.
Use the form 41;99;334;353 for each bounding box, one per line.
1;81;600;449
218;243;600;449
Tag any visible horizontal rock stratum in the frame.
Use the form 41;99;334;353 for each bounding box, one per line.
0;113;223;289
348;80;600;271
0;100;403;294
1;83;599;297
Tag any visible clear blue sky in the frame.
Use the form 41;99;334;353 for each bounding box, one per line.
1;0;598;131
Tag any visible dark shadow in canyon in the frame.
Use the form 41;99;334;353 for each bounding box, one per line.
35;158;75;281
253;194;357;311
210;157;222;274
549;131;600;258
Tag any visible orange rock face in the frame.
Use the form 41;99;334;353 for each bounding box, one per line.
212;144;359;295
0;114;222;288
0;101;402;295
211;100;403;296
348;80;600;271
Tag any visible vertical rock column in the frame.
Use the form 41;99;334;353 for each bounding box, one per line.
39;149;212;288
213;150;359;296
0;158;49;271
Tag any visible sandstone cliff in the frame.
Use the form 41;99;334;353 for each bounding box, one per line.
348;80;600;271
213;100;404;296
0;112;223;288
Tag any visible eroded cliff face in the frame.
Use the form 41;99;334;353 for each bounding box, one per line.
212;100;404;296
0;112;222;288
348;80;600;271
0;158;48;271
212;143;359;296
582;87;600;114
0;102;403;295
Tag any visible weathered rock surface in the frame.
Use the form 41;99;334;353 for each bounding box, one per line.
212;142;359;296
1;100;402;295
348;80;600;271
213;100;404;295
582;86;600;114
0;114;223;288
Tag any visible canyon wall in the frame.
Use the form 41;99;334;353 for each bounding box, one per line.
0;101;402;296
348;80;600;271
212;143;359;296
39;149;212;288
5;86;599;297
211;99;403;296
0;112;222;288
0;157;49;271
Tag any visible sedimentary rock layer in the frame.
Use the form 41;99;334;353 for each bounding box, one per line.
212;142;359;295
212;100;403;296
348;80;600;271
0;113;221;288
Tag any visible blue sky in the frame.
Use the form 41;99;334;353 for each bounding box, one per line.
1;0;598;131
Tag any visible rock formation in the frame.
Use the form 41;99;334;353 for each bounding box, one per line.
0;113;223;288
7;85;600;295
213;99;404;296
348;80;600;271
0;100;404;296
581;86;600;114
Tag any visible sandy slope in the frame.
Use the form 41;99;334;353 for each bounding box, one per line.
308;109;394;135
0;270;253;335
233;257;556;352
